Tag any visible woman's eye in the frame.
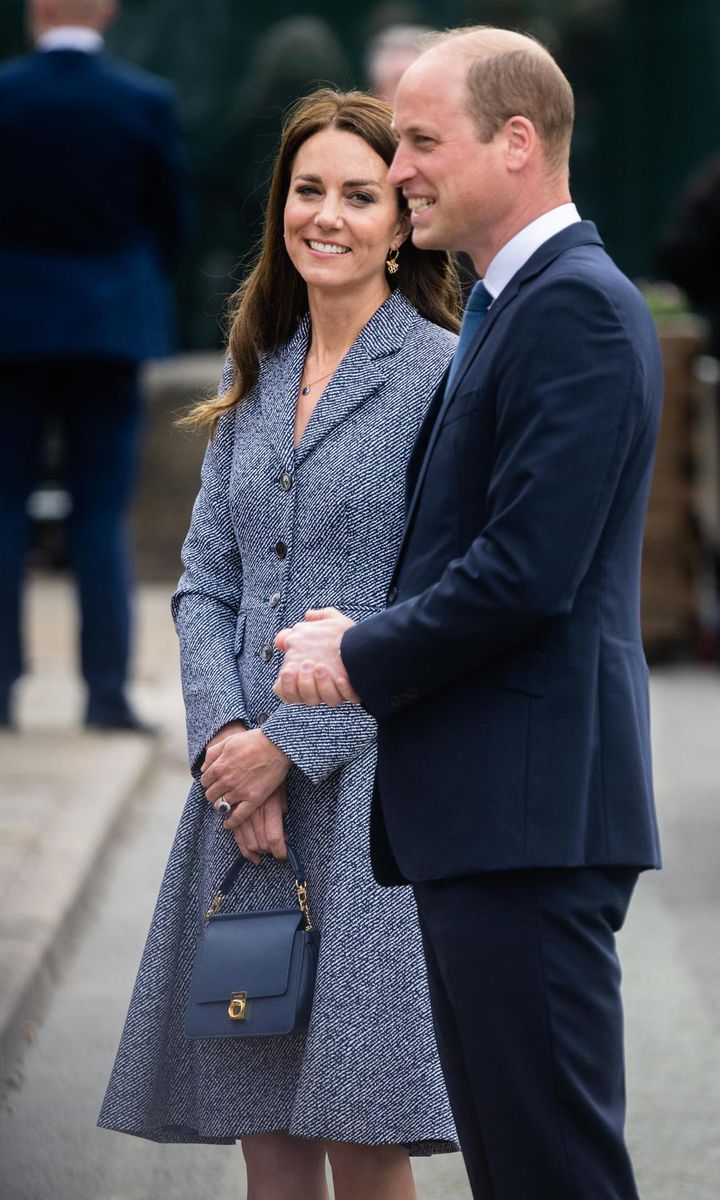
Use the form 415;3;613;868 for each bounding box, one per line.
350;192;374;204
296;185;321;196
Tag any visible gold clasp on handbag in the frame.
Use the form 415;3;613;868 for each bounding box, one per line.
228;991;247;1021
295;880;313;930
205;891;224;921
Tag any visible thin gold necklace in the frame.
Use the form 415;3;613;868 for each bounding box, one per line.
300;344;354;396
300;365;337;397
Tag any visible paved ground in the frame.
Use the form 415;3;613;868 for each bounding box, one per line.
0;573;719;1199
0;576;183;1092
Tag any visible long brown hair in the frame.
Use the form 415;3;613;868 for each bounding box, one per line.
185;88;461;432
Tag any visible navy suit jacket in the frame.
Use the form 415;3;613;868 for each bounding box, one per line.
342;222;664;885
0;48;187;362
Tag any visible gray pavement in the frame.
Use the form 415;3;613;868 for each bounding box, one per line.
0;574;185;1091
0;572;719;1198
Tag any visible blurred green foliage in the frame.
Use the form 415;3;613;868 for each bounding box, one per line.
2;1;720;347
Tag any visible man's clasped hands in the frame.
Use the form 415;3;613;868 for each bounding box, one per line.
200;607;358;862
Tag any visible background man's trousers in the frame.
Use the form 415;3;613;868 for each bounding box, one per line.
413;865;640;1200
0;357;142;722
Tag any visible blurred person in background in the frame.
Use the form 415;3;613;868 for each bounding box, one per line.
366;22;432;104
0;0;187;730
659;157;720;660
99;90;462;1199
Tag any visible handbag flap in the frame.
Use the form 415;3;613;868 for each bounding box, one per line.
191;909;304;1004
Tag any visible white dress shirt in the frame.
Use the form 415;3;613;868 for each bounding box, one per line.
36;27;104;54
483;203;581;301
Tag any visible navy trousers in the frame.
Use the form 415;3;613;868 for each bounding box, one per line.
0;357;142;718
413;866;641;1200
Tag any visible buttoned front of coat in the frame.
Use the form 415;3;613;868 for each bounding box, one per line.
174;289;458;782
98;290;460;1149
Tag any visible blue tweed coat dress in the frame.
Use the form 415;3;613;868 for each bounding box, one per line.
99;289;459;1151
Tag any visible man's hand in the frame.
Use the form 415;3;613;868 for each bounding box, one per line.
201;727;289;825
274;608;360;706
232;783;288;864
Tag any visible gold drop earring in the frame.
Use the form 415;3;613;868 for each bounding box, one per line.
386;247;400;275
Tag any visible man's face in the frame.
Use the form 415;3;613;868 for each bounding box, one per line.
388;53;510;261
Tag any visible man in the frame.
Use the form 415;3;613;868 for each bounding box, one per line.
0;0;187;729
271;26;663;1200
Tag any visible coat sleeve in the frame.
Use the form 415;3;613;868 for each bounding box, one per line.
172;403;248;774
342;278;659;720
259;702;377;786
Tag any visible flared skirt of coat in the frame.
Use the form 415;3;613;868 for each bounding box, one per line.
98;745;458;1153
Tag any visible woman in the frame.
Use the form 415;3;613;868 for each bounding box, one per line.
99;90;461;1199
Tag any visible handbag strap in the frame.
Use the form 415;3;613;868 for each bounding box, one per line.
205;842;313;930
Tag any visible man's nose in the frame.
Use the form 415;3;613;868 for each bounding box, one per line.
388;144;414;188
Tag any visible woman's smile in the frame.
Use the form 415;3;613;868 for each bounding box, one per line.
305;239;351;256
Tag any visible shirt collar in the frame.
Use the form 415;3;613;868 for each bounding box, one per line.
36;27;104;54
483;203;581;301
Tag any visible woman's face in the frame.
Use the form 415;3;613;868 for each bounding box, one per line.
283;127;407;298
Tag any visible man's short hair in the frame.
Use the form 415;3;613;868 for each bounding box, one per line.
430;27;575;173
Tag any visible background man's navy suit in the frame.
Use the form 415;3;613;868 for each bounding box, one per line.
0;45;187;723
342;222;663;1198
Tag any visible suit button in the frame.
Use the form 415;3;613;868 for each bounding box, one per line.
275;540;288;560
269;592;281;608
260;644;273;663
280;472;293;492
387;585;398;604
256;711;270;725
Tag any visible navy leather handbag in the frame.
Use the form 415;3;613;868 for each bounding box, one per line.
185;843;320;1039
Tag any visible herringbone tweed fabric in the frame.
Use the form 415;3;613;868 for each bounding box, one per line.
98;290;459;1151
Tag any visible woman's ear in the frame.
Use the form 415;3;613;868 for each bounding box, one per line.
392;209;412;250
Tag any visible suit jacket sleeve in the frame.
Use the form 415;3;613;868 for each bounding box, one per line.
172;407;248;774
342;278;655;720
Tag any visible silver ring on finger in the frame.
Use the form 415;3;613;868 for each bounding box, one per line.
217;796;231;816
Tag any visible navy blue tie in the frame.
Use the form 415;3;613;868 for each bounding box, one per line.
446;280;493;393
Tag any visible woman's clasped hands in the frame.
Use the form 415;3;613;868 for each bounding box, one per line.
200;720;290;863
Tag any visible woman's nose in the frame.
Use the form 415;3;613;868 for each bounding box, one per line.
314;197;343;228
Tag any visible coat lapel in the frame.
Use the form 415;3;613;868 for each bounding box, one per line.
396;221;605;570
293;290;417;466
257;317;310;467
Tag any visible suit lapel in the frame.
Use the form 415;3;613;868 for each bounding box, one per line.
395;221;605;571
